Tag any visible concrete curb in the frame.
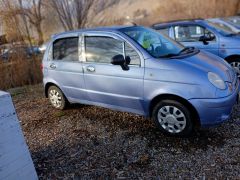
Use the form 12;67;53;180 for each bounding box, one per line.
0;91;38;180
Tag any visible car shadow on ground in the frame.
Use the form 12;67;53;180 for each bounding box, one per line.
68;103;239;151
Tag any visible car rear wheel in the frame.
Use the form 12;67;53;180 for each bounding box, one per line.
48;86;67;110
152;100;193;137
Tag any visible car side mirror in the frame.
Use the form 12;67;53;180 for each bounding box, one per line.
111;54;129;71
199;34;215;45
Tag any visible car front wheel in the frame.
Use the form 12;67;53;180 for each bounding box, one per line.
152;100;193;137
230;61;240;78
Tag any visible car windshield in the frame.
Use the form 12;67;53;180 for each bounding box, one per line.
206;21;238;36
120;26;188;58
224;17;240;26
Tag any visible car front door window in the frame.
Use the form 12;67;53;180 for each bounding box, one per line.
85;36;123;64
85;36;141;66
174;25;215;42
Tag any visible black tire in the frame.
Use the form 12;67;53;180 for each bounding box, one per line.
152;100;193;137
47;86;67;110
227;57;240;78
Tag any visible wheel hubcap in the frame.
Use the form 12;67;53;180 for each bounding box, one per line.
49;89;62;108
157;106;186;133
230;61;240;78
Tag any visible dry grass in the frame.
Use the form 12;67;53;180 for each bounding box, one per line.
0;53;42;90
89;0;240;27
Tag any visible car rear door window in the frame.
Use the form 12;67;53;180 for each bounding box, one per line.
53;37;79;61
85;36;141;66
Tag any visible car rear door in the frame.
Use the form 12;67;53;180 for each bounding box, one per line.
81;32;145;115
173;24;219;55
46;34;87;101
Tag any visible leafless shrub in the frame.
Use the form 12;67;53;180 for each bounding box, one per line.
0;51;42;90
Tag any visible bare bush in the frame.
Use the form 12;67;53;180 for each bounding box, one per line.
0;53;42;90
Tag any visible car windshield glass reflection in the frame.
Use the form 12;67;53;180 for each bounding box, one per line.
224;17;240;26
207;21;239;36
120;26;190;58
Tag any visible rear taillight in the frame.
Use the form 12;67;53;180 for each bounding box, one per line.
40;63;43;71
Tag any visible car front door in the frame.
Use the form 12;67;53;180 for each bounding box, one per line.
81;32;145;115
46;34;87;101
173;25;219;56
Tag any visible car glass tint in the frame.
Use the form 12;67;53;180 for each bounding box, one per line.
85;36;123;63
53;37;78;61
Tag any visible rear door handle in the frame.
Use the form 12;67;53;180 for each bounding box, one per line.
86;66;95;72
49;63;56;69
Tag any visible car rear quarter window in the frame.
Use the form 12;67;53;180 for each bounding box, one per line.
53;37;78;61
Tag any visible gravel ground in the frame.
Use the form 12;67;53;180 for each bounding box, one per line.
9;84;240;179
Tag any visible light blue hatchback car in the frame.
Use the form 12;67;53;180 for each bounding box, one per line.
153;19;240;77
42;26;239;136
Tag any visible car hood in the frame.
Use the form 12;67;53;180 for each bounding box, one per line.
182;51;235;82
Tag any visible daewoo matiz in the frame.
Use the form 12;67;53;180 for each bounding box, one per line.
42;26;239;136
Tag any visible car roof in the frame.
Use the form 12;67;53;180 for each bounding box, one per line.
152;19;205;28
207;18;226;22
52;25;135;39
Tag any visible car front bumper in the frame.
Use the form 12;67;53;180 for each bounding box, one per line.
189;82;239;127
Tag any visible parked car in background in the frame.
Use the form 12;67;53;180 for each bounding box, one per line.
152;19;240;77
0;45;41;62
0;44;12;56
207;18;240;33
42;26;239;137
223;16;240;29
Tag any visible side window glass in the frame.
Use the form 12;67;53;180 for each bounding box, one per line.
85;36;123;63
53;37;79;61
157;28;170;36
174;25;205;42
125;43;140;66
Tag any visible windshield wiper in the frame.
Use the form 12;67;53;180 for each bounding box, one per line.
158;47;196;58
225;32;240;36
178;47;195;54
158;53;179;58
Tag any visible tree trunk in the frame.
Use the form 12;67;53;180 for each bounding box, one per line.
36;23;44;45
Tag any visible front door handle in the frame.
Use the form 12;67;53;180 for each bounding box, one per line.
49;63;56;69
86;66;95;72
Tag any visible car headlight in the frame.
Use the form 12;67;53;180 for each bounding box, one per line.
208;72;226;90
